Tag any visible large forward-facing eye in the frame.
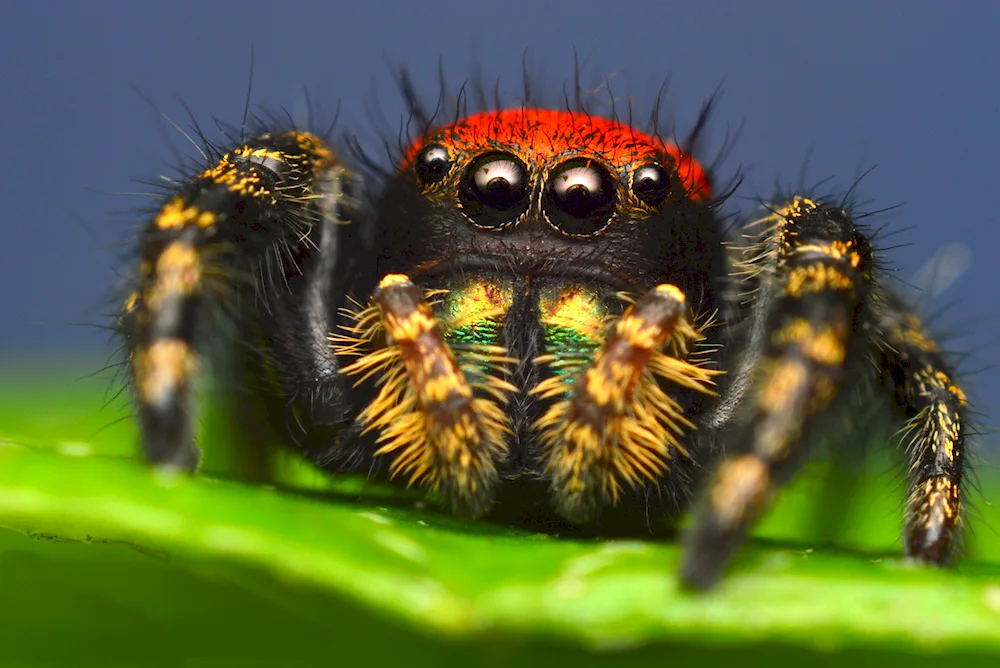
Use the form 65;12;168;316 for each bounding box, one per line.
544;159;617;236
459;152;530;229
415;143;453;184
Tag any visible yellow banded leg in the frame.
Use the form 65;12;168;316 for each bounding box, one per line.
681;197;874;589
878;294;967;564
127;131;341;467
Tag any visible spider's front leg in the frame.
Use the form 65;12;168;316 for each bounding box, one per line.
681;197;875;589
122;131;347;468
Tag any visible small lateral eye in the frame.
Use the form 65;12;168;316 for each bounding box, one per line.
459;152;530;229
415;143;452;183
632;163;672;206
544;159;617;236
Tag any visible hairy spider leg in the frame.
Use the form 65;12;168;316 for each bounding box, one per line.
681;197;875;589
533;283;718;523
123;131;345;468
876;293;968;564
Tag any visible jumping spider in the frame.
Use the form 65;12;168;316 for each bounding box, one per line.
120;74;968;588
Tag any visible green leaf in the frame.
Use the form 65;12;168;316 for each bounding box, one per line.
1;361;999;667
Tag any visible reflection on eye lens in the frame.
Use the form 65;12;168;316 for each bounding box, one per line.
459;152;530;229
633;163;671;206
472;157;525;206
416;144;452;183
552;165;604;201
544;159;617;236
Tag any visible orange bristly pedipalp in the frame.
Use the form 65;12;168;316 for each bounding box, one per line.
333;274;514;516
533;284;719;521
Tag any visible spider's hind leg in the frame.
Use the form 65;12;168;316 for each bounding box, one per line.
681;197;875;589
875;292;968;564
121;131;349;469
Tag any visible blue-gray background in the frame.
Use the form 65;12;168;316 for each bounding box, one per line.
3;2;998;451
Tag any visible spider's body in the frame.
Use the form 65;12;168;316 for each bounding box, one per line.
121;82;968;588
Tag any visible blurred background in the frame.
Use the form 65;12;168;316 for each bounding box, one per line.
2;0;997;455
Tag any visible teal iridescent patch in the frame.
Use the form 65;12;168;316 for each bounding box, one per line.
538;284;607;378
440;278;514;348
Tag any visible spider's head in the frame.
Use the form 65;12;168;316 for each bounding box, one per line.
375;109;719;293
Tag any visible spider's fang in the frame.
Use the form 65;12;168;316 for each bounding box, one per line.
534;283;718;523
336;274;512;516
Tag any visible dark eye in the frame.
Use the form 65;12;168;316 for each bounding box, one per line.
544;159;617;236
632;163;671;206
415;143;452;184
459;152;530;229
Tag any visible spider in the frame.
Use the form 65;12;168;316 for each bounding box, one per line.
119;72;969;589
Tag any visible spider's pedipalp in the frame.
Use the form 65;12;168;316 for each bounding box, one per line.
124;131;345;468
681;197;874;589
535;283;718;523
336;274;514;516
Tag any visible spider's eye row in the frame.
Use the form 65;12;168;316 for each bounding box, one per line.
459;152;530;229
632;163;672;207
544;159;617;236
415;143;452;183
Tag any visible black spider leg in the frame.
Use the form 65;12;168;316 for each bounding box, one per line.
123;131;345;468
680;197;874;589
874;291;967;563
257;165;363;465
